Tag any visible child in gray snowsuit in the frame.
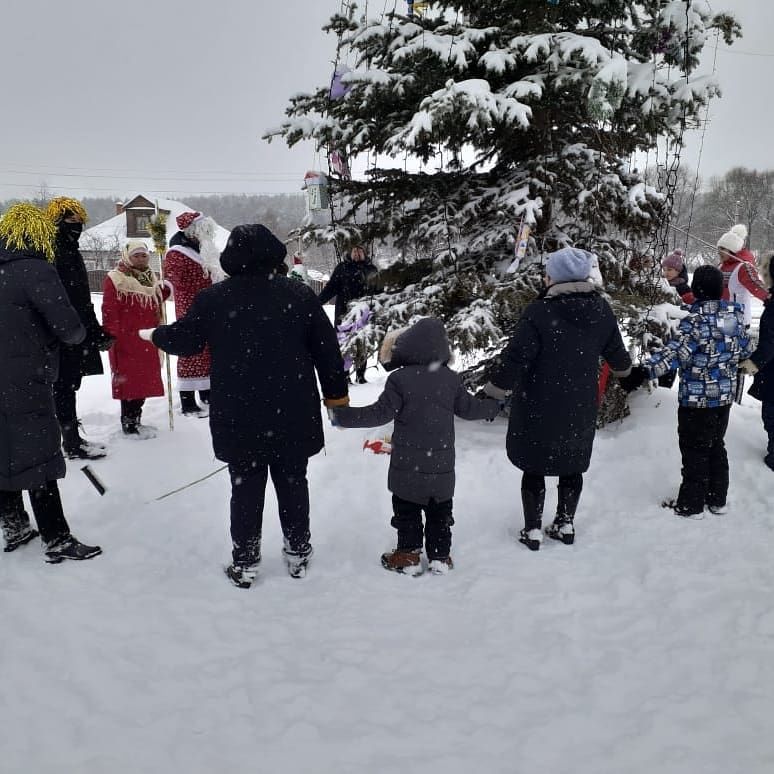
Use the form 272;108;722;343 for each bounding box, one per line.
331;317;500;574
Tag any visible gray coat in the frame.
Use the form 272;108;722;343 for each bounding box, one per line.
0;241;85;490
334;318;500;504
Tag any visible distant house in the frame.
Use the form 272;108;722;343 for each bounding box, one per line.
80;194;230;274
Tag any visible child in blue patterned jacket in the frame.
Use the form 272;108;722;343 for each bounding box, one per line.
646;265;751;517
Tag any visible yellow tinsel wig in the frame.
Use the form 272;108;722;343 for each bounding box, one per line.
0;203;56;261
45;196;89;224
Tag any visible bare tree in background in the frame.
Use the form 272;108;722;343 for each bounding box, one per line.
699;167;774;251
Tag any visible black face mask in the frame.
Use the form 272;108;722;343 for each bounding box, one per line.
60;221;83;242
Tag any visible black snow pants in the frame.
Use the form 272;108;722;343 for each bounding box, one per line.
228;456;311;565
763;401;774;469
676;405;731;514
391;495;454;560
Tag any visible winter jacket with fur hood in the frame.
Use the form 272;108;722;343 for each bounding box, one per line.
152;224;349;463
334;318;500;504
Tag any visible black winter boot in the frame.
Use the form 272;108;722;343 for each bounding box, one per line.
283;539;313;579
180;391;208;417
226;536;261;588
44;535;102;563
519;484;545;551
1;502;39;553
62;422;107;460
546;476;582;545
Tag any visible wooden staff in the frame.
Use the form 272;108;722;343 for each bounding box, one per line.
148;208;175;431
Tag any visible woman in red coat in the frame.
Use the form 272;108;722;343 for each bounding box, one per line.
102;241;169;439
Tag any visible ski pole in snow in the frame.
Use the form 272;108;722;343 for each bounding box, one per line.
81;465;107;496
153;465;228;502
149;207;175;432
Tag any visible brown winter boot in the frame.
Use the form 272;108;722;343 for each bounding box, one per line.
381;548;423;575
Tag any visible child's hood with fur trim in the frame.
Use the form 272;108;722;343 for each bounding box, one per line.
378;318;452;371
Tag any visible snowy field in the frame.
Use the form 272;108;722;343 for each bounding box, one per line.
2;301;774;774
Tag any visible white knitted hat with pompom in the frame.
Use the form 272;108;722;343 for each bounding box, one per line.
717;224;747;254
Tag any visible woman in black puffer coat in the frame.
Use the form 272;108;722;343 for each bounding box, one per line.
0;204;102;562
486;248;631;551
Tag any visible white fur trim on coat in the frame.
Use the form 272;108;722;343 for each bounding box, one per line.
379;327;409;365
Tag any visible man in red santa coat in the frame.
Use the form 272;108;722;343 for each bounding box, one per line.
163;211;224;416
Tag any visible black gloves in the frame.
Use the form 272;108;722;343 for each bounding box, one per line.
617;365;650;394
94;328;115;351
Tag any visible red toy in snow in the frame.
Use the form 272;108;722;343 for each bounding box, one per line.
363;438;392;455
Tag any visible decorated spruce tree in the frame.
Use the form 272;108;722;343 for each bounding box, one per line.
268;1;739;410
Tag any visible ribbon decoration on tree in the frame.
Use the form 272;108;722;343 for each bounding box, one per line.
337;307;371;371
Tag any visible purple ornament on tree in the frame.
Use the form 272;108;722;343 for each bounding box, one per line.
329;66;352;101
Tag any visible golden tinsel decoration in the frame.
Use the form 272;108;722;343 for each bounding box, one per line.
0;203;56;261
45;196;89;224
147;212;168;256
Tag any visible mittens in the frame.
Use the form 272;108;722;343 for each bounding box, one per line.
617;364;650;394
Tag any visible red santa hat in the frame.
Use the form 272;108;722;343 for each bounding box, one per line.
176;211;203;231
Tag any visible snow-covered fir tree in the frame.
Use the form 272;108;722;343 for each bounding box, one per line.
268;1;740;415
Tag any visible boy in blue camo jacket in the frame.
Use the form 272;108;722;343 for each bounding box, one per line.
645;265;751;517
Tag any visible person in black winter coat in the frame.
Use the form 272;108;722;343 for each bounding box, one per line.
332;318;500;574
46;197;114;460
0;204;102;563
146;224;349;587
740;250;774;471
318;245;378;383
485;248;631;551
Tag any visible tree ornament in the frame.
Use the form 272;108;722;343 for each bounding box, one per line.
329;150;351;179
303;171;330;211
329;66;352;101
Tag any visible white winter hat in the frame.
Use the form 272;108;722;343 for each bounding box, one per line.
717;224;747;254
124;239;149;259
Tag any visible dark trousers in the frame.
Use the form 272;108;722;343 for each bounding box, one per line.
521;472;584;530
121;399;145;430
180;391;199;413
228;457;310;564
53;380;79;447
391;495;454;560
0;482;70;545
677;405;731;514
763;401;774;466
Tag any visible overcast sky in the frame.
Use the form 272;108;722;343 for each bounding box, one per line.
0;0;770;204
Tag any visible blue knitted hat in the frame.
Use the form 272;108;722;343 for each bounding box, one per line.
545;247;593;285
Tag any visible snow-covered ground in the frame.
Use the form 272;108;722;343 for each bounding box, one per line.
2;301;773;774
